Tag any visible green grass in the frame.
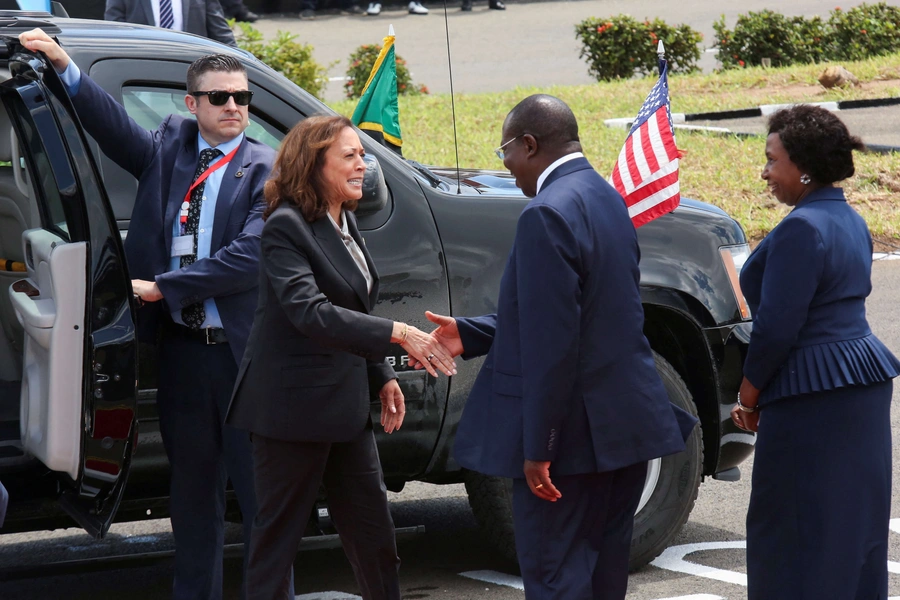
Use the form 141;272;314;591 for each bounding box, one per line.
332;53;900;244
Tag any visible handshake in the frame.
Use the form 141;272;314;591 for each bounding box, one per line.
392;311;463;378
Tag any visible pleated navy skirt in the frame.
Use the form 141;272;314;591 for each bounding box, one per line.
747;380;893;600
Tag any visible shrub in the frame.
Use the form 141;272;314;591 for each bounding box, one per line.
575;15;703;82
344;44;429;100
233;22;330;100
713;10;828;70
827;2;900;61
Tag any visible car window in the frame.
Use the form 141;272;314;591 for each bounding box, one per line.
8;104;70;240
121;86;284;150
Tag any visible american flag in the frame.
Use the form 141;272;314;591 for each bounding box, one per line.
611;61;681;228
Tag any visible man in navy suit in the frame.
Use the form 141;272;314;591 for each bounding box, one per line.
422;95;696;599
20;30;275;600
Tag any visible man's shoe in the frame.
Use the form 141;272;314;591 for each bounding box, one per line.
299;8;316;19
488;0;505;8
366;2;382;15
460;0;472;10
342;4;366;14
408;1;428;14
234;8;260;22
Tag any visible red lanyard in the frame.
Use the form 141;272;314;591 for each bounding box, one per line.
180;145;241;225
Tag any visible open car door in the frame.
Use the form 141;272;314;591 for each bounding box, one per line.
2;37;138;537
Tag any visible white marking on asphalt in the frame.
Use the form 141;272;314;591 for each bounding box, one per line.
460;569;525;590
656;596;724;600
650;541;748;585
890;518;900;534
294;593;361;599
875;252;900;261
122;535;159;544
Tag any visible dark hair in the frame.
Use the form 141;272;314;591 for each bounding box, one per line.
264;115;358;222
504;94;581;152
186;54;247;93
767;105;864;185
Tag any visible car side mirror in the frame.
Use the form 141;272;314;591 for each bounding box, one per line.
356;154;389;218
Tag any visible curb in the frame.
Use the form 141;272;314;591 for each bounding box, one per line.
604;97;900;153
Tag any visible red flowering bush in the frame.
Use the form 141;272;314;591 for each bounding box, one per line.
344;44;428;100
714;3;900;70
827;2;900;61
713;10;828;70
574;15;702;81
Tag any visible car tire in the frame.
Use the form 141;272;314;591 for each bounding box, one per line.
463;351;703;571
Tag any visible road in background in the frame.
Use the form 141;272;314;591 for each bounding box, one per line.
249;0;900;102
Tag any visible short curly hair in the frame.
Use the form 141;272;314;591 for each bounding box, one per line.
767;105;864;185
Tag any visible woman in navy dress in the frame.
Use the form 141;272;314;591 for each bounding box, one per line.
731;104;900;599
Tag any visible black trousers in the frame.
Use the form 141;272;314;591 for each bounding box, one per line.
157;334;257;600
512;462;647;600
247;422;401;600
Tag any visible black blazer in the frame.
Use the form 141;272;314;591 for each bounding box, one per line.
226;205;397;442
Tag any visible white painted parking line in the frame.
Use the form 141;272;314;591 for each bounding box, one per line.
874;252;900;261
460;569;525;590
656;596;724;600
294;593;361;599
650;541;748;586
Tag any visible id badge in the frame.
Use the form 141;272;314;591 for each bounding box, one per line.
171;235;194;257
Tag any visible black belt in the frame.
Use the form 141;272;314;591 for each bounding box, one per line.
163;324;228;345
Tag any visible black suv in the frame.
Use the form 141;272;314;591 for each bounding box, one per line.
0;11;755;569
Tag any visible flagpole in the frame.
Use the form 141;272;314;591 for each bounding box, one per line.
657;40;666;76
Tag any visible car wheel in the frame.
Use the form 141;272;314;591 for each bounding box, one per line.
629;351;702;570
463;351;703;571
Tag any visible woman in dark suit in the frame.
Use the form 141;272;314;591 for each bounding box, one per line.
731;105;900;599
226;115;456;600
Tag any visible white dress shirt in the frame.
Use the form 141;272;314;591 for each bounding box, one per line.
536;152;585;195
328;210;374;294
151;0;185;31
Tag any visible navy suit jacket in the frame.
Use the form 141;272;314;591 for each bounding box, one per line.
453;157;696;479
70;73;275;365
740;186;900;404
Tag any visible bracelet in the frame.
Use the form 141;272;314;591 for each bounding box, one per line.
736;392;757;413
399;323;409;344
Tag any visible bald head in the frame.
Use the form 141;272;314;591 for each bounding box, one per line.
503;95;581;156
499;95;583;197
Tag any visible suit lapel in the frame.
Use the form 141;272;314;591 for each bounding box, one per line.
346;212;380;310
311;217;371;311
181;0;191;28
210;139;251;252
164;138;198;252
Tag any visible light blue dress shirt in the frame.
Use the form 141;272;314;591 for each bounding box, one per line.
58;59;240;329
167;133;244;328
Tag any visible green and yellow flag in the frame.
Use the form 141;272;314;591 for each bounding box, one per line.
351;26;402;155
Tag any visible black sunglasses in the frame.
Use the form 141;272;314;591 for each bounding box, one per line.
191;90;253;106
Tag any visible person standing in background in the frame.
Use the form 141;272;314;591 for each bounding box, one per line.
105;0;238;47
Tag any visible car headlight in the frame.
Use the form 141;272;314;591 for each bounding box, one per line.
719;244;751;320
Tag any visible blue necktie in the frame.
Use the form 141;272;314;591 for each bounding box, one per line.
159;0;175;29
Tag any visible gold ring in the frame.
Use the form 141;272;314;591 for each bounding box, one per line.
535;483;543;489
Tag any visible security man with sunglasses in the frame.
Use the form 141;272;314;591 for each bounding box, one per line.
19;30;277;600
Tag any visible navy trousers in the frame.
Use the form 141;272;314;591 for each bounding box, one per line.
512;462;647;600
157;332;257;600
747;380;893;600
